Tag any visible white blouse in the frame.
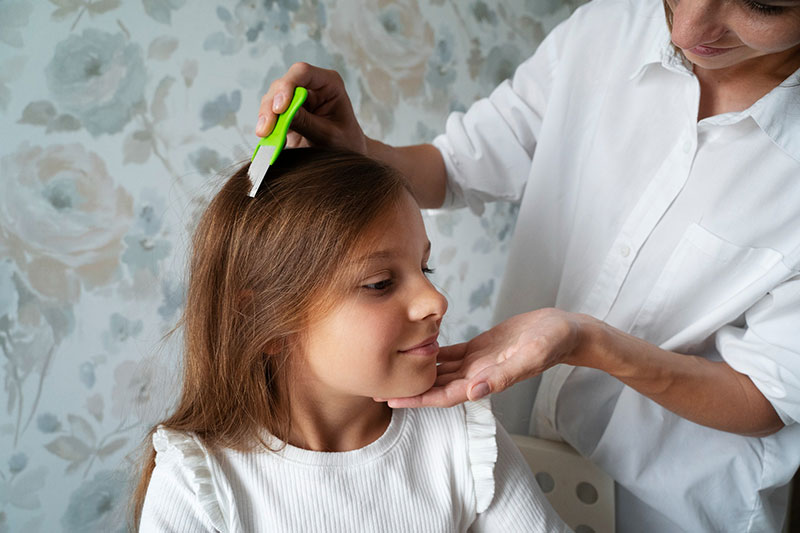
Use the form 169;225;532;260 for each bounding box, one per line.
139;400;569;532
433;0;800;531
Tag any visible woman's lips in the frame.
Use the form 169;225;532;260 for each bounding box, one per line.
687;44;734;58
399;335;439;356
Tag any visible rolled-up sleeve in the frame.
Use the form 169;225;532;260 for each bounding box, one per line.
432;20;564;215
717;273;800;425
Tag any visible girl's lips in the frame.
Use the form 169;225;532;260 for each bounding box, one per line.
399;335;439;356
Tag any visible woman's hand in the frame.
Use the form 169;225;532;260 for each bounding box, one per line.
385;306;783;437
257;62;368;154
384;308;594;408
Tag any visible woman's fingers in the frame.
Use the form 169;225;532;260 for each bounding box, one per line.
434;371;462;386
386;379;469;409
436;342;468;361
256;63;359;149
257;63;328;135
467;346;545;399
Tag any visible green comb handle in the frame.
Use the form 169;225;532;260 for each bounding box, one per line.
251;86;308;164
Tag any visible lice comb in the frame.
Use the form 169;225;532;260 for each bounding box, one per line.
247;86;308;197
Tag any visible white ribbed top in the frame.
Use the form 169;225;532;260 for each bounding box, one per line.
139;400;569;532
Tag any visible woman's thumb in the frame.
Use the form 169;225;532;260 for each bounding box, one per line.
467;355;531;400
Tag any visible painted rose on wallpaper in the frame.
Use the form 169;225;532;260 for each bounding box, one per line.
327;0;434;108
0;143;133;304
45;29;146;137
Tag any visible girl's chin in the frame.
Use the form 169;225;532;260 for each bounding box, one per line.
381;371;438;400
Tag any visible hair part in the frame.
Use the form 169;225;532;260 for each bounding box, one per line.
129;147;413;528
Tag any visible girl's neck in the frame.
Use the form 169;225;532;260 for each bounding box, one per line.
287;388;392;452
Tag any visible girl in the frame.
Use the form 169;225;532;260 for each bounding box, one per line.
131;148;568;532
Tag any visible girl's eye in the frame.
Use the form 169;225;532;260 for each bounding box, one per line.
422;266;435;276
742;0;785;14
364;278;393;291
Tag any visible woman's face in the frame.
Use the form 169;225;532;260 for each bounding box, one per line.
666;0;800;71
297;190;448;401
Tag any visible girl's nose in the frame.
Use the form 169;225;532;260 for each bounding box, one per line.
409;278;448;322
670;0;728;51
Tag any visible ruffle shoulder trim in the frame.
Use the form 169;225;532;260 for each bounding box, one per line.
152;425;231;532
463;397;497;513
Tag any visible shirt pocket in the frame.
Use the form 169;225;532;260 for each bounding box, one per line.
629;223;785;347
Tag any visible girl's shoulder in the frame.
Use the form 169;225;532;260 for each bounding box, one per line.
405;398;498;513
148;425;233;531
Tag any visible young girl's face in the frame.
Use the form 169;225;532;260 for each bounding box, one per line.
298;190;448;400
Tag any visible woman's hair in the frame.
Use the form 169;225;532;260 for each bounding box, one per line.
662;0;672;31
129;147;412;528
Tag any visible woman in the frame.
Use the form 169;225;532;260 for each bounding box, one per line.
256;0;800;530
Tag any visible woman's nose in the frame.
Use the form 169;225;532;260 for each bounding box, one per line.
409;278;448;322
670;0;728;50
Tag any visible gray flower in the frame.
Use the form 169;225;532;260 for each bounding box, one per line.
80;362;96;388
468;279;495;311
205;0;302;56
8;452;27;474
121;234;171;275
60;469;128;533
188;147;233;178
480;43;524;89
200;90;241;130
426;28;457;90
158;279;185;321
143;0;187;24
0;1;32;48
45;29;146;136
103;313;143;353
36;413;61;433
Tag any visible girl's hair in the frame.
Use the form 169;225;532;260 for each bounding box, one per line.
129;147;412;528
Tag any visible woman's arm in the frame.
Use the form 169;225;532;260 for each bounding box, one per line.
577;314;784;437
389;308;784;437
364;139;446;208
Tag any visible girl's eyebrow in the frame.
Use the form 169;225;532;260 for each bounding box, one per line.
358;241;432;263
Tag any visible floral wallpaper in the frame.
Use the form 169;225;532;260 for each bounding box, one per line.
0;0;585;531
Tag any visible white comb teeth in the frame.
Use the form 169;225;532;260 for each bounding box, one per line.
247;145;276;197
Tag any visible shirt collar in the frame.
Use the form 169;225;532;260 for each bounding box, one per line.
698;66;800;164
745;67;800;164
627;10;800;163
628;11;692;81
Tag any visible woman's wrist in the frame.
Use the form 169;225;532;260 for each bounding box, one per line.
569;314;648;381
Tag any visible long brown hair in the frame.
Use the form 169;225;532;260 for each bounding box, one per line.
129;147;411;528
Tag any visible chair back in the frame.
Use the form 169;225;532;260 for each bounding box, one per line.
511;434;615;533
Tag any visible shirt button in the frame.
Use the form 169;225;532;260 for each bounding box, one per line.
682;140;692;153
620;245;631;258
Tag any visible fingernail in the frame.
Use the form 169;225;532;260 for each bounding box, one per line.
256;114;265;134
272;93;285;112
469;382;490;400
